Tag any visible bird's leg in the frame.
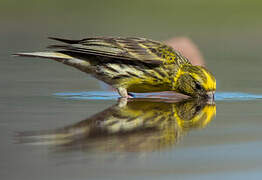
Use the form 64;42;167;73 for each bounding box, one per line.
117;97;128;107
116;87;133;98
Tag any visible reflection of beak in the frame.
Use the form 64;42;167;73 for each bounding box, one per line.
206;91;215;101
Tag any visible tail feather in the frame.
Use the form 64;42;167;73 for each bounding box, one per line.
14;52;91;72
47;45;68;49
48;37;80;44
13;52;73;60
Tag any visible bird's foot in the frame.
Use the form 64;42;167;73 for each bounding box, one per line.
117;97;128;107
116;87;134;99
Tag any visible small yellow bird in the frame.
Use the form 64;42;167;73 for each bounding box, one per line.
15;37;216;98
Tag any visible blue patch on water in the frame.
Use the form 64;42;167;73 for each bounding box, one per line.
54;91;119;100
215;92;262;101
54;91;262;101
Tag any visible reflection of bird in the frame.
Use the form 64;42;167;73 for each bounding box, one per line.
17;98;216;152
15;37;216;98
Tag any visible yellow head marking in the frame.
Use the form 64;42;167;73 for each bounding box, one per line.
191;67;216;91
173;67;185;88
202;68;216;91
172;65;216;97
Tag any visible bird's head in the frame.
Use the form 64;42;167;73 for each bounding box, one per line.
174;65;216;99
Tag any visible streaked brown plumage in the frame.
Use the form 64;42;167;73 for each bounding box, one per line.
14;36;216;98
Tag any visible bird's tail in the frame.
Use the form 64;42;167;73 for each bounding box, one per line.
13;51;91;72
13;51;73;61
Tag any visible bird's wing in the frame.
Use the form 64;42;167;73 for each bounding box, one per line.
48;37;190;65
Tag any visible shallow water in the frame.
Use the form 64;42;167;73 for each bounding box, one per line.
2;60;262;180
54;91;262;101
2;27;262;180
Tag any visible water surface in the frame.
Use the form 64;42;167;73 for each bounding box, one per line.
54;91;262;101
1;12;262;179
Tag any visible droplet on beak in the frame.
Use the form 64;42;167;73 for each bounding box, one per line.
206;91;215;100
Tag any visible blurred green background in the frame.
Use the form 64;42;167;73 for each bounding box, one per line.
1;1;262;179
1;0;262;92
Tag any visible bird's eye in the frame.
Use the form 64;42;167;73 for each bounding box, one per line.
195;105;202;113
195;82;202;90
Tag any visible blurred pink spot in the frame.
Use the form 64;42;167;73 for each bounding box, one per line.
165;37;205;66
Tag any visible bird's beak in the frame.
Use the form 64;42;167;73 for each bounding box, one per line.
206;91;215;100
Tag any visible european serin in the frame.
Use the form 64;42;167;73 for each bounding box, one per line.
15;37;216;98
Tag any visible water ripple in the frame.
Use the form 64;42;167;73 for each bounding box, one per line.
54;91;262;101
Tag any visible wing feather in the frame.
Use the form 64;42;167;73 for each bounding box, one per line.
48;37;189;65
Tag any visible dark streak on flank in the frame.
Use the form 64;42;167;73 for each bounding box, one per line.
141;70;159;80
119;63;125;69
104;65;119;73
154;68;166;78
127;71;140;78
112;75;130;80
